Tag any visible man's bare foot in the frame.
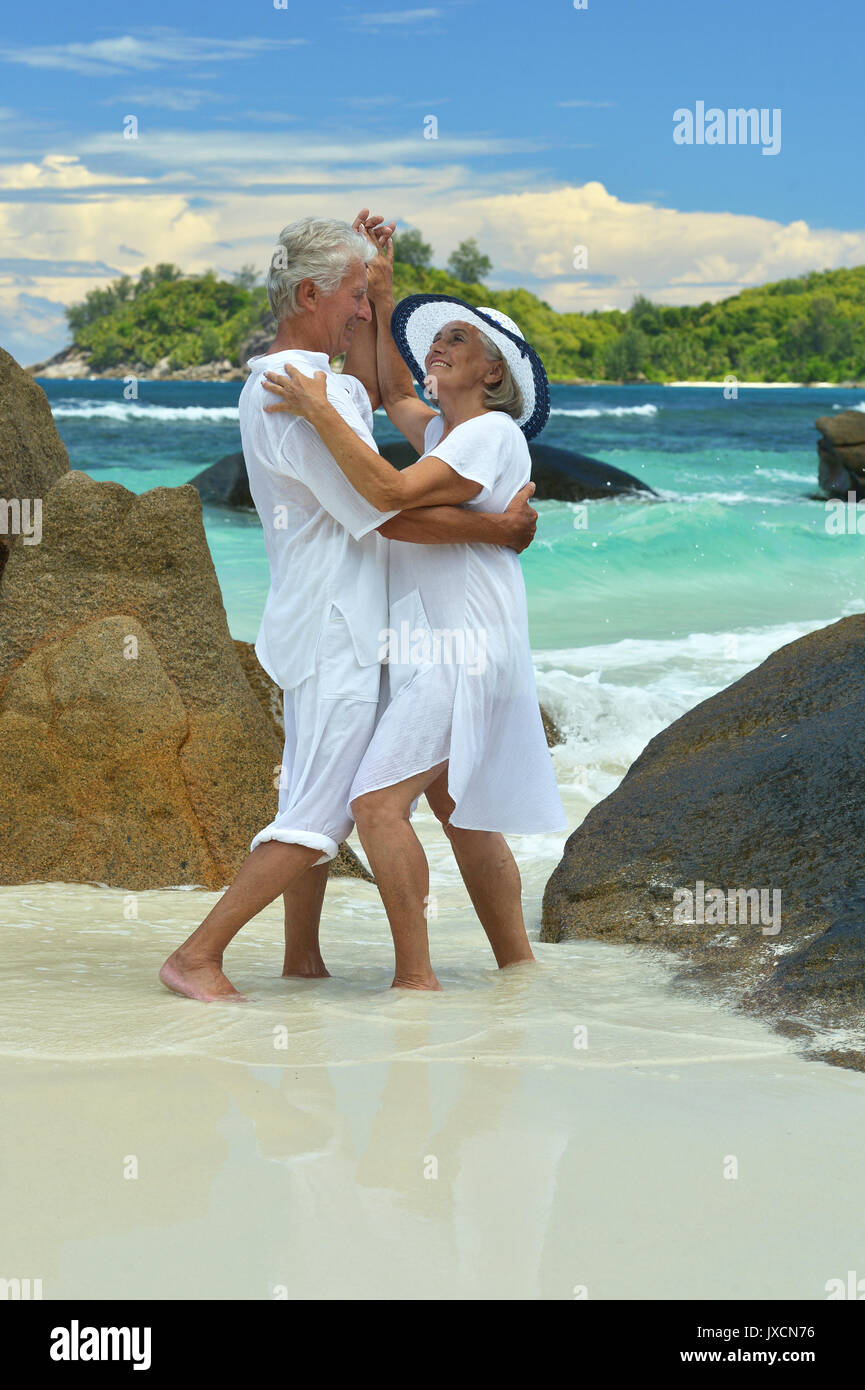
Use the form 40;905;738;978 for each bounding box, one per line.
390;973;443;991
159;950;246;1002
497;953;538;970
282;953;331;979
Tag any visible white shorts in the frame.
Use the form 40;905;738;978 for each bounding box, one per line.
249;610;382;865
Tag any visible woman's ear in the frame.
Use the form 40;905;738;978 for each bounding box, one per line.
485;361;504;386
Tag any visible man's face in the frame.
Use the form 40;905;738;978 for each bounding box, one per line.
320;259;372;356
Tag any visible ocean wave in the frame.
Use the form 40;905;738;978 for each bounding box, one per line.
548;404;658;419
533;616;834;800
651;488;805;506
50;402;240;422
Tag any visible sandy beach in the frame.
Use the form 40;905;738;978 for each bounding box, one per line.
3;801;864;1302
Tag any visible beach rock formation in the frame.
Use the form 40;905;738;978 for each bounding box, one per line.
189;439;655;512
524;443;656;501
24;344;93;380
191;451;254;509
541;614;865;1068
0;347;70;583
0;469;365;889
27;345;245;383
376;439;654;500
815;410;865;499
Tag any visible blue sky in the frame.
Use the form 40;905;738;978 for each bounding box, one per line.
0;0;861;364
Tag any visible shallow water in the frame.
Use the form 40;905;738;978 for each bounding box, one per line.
3;808;864;1300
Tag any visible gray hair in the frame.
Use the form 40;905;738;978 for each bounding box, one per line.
477;328;524;420
266;217;376;323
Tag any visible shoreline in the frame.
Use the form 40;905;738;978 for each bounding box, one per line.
3;863;865;1299
28;367;865;389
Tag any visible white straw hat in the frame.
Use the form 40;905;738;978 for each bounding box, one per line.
390;293;550;439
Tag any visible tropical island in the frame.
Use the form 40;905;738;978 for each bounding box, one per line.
28;230;865;385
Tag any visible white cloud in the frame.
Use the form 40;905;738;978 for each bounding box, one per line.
434;182;865;312
351;8;443;26
0;30;307;78
74;127;546;180
100;88;224;112
0;154;147;190
2;163;863;365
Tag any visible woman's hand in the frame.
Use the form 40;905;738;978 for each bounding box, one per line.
366;230;394;306
262;364;329;421
352;210;395;306
351;207;395;247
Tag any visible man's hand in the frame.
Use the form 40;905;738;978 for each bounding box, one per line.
501;482;538;553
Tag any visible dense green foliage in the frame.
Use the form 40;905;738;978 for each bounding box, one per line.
67;263;270;371
65;258;865;382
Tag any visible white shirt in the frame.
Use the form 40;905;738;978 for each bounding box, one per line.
239;349;397;691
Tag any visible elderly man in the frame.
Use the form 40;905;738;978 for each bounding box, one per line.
159;211;537;1001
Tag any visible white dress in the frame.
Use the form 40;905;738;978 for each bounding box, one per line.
347;410;566;834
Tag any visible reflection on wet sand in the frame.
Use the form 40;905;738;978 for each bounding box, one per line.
3;835;865;1299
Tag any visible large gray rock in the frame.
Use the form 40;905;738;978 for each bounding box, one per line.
190;451;255;509
541;614;865;1069
377;439;654;500
816;410;865;499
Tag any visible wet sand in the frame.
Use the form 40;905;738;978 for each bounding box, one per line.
2;817;864;1300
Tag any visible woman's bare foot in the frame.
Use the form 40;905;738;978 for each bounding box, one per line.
159;950;246;1002
282;952;331;979
391;973;443;991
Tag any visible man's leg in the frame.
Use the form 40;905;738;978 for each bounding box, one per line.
425;770;535;969
161;649;378;1000
351;762;449;991
160;841;327;1001
282;863;330;978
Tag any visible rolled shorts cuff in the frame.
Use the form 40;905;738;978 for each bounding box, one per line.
248;826;339;866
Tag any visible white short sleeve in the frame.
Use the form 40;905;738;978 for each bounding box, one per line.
423;413;511;505
268;364;397;540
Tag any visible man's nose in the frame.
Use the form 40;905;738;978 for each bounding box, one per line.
356;295;373;323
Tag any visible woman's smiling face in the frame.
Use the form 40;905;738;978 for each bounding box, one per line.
424;320;502;395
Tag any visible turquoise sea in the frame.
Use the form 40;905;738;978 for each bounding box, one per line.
42;379;865;822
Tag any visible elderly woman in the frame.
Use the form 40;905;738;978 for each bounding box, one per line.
263;235;565;990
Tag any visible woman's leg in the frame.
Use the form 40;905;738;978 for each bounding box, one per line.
351;762;449;991
425;771;536;969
